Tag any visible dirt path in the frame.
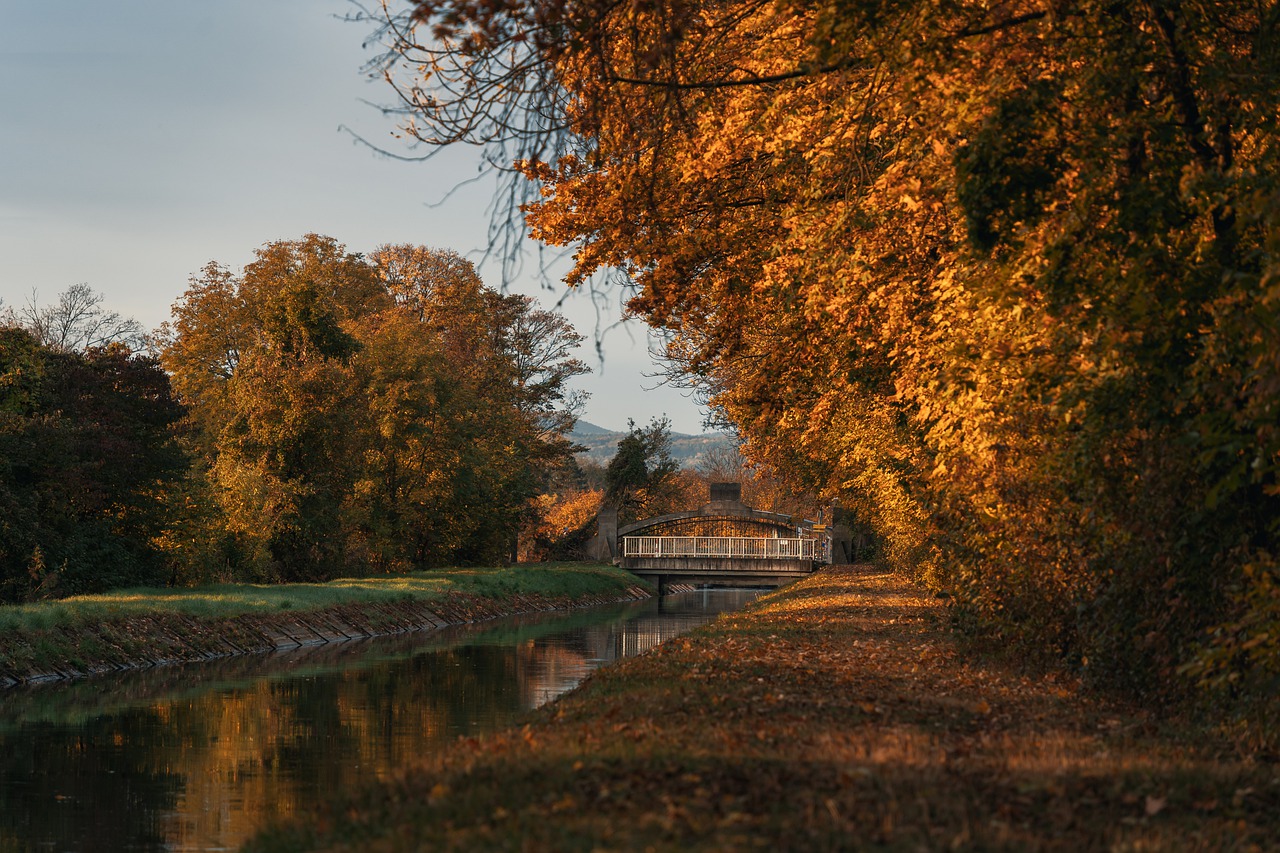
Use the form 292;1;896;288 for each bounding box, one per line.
248;566;1279;851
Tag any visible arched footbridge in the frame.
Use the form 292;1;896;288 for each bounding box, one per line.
596;484;835;591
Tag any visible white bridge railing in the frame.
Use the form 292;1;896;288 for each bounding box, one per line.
622;536;816;561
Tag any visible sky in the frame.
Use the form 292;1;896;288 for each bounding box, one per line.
0;0;708;435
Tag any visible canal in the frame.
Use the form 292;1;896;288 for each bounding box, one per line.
0;589;759;852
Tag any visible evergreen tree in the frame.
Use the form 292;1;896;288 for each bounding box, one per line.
604;417;681;525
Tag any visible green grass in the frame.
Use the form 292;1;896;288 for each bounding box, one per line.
0;563;651;678
0;596;654;734
0;562;642;635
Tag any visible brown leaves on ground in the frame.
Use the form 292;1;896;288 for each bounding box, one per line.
249;567;1280;852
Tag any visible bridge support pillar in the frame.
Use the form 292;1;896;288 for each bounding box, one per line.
591;506;619;561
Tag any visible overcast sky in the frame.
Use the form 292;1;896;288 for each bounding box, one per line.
0;0;708;434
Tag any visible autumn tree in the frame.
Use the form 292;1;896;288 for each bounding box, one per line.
368;0;1280;707
160;236;589;579
159;235;387;580
363;245;588;563
694;444;820;521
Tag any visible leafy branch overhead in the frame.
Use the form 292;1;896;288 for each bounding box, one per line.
368;0;1280;707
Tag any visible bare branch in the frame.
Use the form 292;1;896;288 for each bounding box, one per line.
17;284;146;353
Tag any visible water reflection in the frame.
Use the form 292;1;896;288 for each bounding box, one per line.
0;589;759;852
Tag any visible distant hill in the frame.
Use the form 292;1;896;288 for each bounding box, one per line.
571;421;736;468
570;420;617;437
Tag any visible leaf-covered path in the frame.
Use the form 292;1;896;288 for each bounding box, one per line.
250;566;1279;851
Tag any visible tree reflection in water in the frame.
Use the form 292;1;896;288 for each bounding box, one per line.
0;589;759;852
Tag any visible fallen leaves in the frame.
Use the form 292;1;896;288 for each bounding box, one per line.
246;567;1280;852
1146;795;1167;817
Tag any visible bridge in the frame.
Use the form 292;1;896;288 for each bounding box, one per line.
594;483;834;591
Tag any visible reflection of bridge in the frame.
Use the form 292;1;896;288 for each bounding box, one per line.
596;483;828;591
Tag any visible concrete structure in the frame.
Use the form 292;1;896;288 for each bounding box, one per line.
590;506;619;561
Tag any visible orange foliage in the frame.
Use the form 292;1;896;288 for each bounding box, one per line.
519;489;604;562
376;0;1280;706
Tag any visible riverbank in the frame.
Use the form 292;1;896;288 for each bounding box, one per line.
248;565;1278;851
0;563;650;686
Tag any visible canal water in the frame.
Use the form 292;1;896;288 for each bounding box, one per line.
0;589;759;852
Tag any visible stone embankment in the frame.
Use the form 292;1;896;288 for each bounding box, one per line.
0;586;651;688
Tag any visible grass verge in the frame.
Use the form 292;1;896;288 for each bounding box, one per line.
0;563;649;680
246;565;1279;852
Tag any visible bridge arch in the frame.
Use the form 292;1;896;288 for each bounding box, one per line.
617;506;804;540
601;483;827;590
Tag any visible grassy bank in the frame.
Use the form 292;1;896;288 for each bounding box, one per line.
0;563;650;683
248;566;1278;852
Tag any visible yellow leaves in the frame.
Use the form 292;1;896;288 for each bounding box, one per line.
549;794;578;813
389;0;1280;712
275;562;1278;848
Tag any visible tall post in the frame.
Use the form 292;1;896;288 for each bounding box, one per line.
829;501;854;564
592;506;619;561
